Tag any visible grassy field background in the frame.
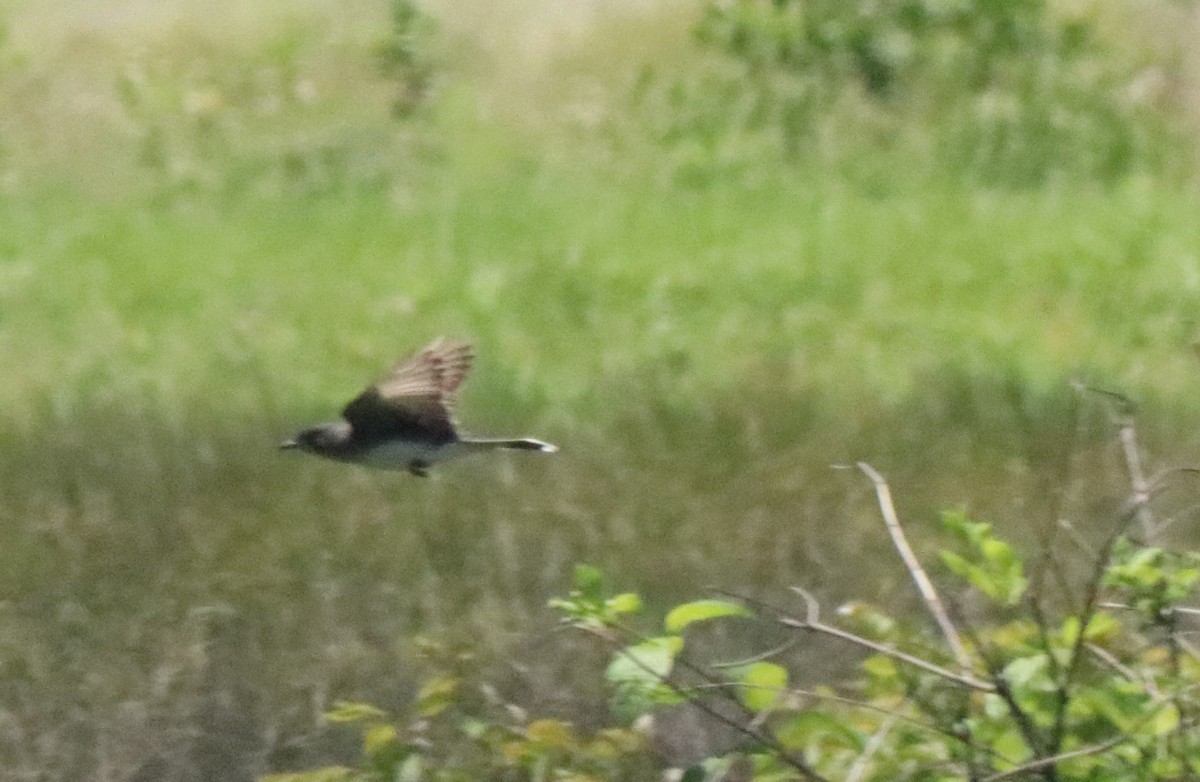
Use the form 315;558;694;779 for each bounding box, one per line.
4;1;1200;779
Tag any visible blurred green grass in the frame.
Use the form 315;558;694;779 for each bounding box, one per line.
4;1;1200;778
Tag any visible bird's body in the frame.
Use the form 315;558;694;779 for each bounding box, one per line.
281;339;556;476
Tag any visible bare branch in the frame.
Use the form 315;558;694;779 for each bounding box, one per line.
785;687;995;758
1050;522;1128;756
782;588;994;692
1100;601;1200;619
1073;383;1154;542
1083;642;1137;682
846;713;897;782
710;640;801;669
857;462;974;674
1176;636;1200;663
686;682;1008;766
1055;518;1097;557
1085;642;1163;699
979;737;1125;782
1118;420;1155;541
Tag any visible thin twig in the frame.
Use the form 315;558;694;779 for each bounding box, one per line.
1083;642;1137;682
709;587;795;620
1118;421;1155;542
979;736;1126;782
1073;384;1155;542
684;681;1013;780
1085;641;1165;700
1024;377;1081;655
782;587;994;692
1099;601;1200;619
1055;518;1097;557
1177;637;1200;662
846;713;897;782
857;462;974;674
710;639;801;669
1025;587;1065;719
1148;497;1200;536
1050;520;1129;757
686;682;993;755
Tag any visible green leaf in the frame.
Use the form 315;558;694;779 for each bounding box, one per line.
324;701;387;724
941;509;988;541
1151;756;1184;778
363;724;399;758
774;712;864;753
664;600;753;632
1152;703;1180;735
573;564;605;600
861;654;903;698
939;531;1027;606
607;592;643;616
861;655;898;681
416;674;459;717
1059;616;1082;649
1003;655;1050;689
983;693;1009;720
939;550;978;581
728;661;787;712
835;601;897;639
459;717;491;740
989;729;1033;766
606;636;685;720
607;636;683;685
1071;683;1151;732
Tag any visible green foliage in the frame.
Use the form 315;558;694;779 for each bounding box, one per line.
548;564;644;629
681;0;1181;184
1104;539;1200;623
7;3;1200;780
545;510;1200;780
606;636;687;721
938;509;1027;606
727;661;788;713
664;599;754;632
262;638;653;782
376;0;436;117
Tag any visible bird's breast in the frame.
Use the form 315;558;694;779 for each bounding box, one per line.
356;438;461;470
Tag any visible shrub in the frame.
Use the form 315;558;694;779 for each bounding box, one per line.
375;0;437;118
265;389;1200;780
652;0;1181;185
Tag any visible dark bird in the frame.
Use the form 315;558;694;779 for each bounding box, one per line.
280;338;557;476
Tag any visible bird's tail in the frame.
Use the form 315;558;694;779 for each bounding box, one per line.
461;437;558;453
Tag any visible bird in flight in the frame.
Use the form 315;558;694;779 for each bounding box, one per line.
280;338;557;476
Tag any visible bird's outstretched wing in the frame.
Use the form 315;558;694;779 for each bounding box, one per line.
341;339;474;440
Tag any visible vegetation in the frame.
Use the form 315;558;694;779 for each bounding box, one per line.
268;413;1200;781
2;0;1200;779
689;0;1183;184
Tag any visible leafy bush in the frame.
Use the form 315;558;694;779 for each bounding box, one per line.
376;0;437;118
548;512;1200;778
106;2;439;200
261;635;655;782
266;395;1200;781
646;0;1181;184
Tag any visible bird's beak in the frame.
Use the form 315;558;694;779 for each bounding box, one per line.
279;438;299;450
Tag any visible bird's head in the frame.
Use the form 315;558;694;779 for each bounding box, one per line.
279;421;351;454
